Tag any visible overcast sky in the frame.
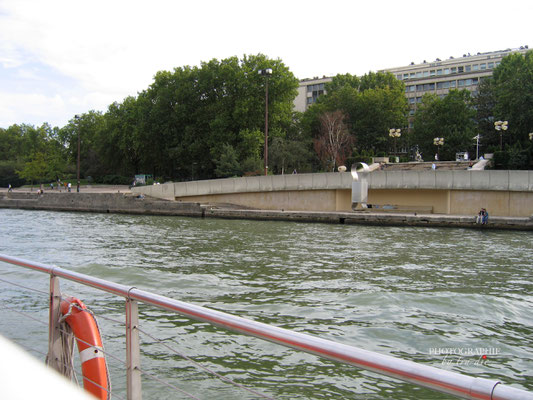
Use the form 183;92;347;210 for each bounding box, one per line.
1;0;531;129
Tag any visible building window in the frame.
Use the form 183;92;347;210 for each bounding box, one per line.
451;67;457;74
416;84;423;91
465;65;471;72
458;79;465;87
423;71;429;77
410;72;415;78
480;63;486;70
437;69;443;76
409;97;416;104
444;68;450;75
403;73;409;79
416;97;422;103
416;71;422;78
488;62;494;69
473;64;479;71
430;70;436;76
449;81;456;88
458;66;464;73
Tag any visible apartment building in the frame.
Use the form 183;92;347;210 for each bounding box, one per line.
294;46;529;117
381;46;529;127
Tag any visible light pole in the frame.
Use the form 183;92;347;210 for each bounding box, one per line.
473;134;481;160
259;68;272;175
389;128;401;155
74;114;81;192
433;137;444;160
494;120;508;150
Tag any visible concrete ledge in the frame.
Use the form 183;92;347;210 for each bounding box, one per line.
134;170;533;201
0;192;203;217
2;192;531;230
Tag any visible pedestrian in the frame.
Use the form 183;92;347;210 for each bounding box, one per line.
476;208;489;224
8;184;12;192
482;208;489;225
50;183;54;190
68;182;72;192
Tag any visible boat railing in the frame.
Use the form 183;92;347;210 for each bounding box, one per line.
1;253;532;400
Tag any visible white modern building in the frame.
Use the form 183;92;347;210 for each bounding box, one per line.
293;46;530;116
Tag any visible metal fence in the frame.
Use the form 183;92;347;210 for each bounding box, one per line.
1;253;532;400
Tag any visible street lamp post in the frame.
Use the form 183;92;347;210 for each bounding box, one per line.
259;68;272;176
389;128;401;155
433;137;444;160
473;134;481;160
494;120;508;150
74;114;81;192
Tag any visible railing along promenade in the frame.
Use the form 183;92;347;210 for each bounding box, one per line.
1;253;532;400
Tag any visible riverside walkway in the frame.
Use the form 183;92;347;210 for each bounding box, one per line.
1;185;532;230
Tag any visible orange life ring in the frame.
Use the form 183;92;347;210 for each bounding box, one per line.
60;296;110;400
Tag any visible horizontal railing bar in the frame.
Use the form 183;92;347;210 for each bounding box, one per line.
1;253;532;400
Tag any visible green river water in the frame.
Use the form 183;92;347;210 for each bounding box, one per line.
0;209;532;399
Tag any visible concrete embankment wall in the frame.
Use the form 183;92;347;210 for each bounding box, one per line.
1;191;532;230
132;170;533;217
0;192;204;216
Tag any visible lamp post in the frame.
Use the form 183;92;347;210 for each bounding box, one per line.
494;120;508;150
74;114;81;192
258;68;272;175
473;134;481;160
433;137;444;160
389;128;401;155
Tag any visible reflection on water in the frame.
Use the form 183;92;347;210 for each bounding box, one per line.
1;209;532;399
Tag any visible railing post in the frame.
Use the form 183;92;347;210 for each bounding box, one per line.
47;275;63;372
126;297;142;400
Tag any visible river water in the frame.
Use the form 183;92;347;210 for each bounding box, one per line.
0;208;532;399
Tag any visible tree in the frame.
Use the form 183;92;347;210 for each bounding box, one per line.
214;144;241;178
412;90;477;161
314;111;353;171
303;71;408;156
16;152;47;188
492;51;533;147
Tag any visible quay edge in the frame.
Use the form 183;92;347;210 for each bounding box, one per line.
1;192;532;231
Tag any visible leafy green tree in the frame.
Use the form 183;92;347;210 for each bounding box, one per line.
16;152;47;188
492;51;533;147
303;71;408;157
214;144;241;178
412;90;477;161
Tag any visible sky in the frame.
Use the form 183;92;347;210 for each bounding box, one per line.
1;0;531;129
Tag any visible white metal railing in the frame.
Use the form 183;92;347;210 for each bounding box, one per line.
1;253;532;400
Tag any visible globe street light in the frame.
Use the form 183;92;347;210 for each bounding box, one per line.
494;120;508;150
389;128;401;155
258;68;272;175
433;137;444;160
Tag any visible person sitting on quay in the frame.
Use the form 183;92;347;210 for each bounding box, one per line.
476;208;489;224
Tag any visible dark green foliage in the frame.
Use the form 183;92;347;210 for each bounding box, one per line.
412;90;477;161
303;71;409;157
